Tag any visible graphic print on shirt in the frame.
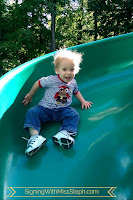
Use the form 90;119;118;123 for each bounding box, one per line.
54;86;71;105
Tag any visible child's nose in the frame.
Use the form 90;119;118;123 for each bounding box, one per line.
67;70;71;74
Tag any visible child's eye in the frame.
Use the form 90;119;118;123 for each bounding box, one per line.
71;69;74;71
63;69;66;71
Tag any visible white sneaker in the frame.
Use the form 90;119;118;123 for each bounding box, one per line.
52;130;75;149
25;135;46;156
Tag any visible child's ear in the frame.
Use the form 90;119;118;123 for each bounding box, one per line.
55;68;59;74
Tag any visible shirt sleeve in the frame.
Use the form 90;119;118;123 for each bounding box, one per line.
38;76;51;88
73;80;79;94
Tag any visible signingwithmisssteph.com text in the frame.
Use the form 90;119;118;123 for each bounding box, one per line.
7;187;117;198
25;188;99;196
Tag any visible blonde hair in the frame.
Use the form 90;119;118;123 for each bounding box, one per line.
53;49;83;74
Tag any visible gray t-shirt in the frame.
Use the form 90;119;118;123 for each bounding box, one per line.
38;75;78;108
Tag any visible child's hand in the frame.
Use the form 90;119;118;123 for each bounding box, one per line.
22;93;32;106
81;100;93;110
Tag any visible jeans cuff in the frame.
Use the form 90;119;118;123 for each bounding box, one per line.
24;123;41;133
59;128;77;136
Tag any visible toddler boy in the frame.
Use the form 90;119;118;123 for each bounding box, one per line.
22;49;92;156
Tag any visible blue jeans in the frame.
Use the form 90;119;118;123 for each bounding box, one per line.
24;106;80;134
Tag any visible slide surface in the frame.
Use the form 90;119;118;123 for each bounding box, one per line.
0;33;133;200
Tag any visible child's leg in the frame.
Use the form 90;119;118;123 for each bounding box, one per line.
29;128;39;136
24;105;52;135
24;106;42;134
24;106;53;156
58;107;80;134
52;107;80;149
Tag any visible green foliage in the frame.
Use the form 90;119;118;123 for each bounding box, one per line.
0;0;133;76
0;0;51;75
56;0;93;48
88;0;133;40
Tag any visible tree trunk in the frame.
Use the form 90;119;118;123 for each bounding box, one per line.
50;0;56;52
0;9;1;40
0;20;1;41
93;10;98;41
77;0;83;44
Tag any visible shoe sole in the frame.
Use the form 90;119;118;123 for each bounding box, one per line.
26;139;46;156
52;137;74;149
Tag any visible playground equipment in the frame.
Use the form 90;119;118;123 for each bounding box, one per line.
0;33;133;199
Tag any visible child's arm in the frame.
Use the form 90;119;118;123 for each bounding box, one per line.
74;91;93;110
22;81;40;106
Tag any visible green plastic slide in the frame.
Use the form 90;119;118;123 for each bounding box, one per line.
0;33;133;200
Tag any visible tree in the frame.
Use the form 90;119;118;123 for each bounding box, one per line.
1;0;133;76
0;0;51;75
49;0;71;51
88;0;133;40
56;0;93;48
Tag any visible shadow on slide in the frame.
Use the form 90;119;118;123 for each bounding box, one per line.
0;33;133;200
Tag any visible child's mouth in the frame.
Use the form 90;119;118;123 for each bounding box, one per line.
65;77;71;81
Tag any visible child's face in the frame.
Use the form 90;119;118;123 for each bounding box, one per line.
55;58;75;83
